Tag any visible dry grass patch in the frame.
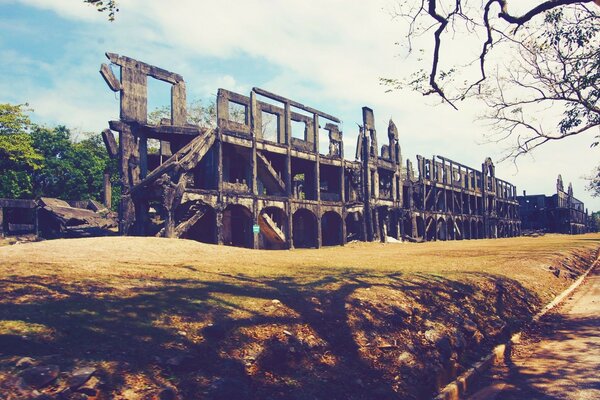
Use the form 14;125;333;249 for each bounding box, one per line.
0;234;598;399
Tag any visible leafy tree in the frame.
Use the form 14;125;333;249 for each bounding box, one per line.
384;2;599;154
30;125;113;202
84;0;118;21
385;1;599;196
481;5;599;159
0;104;43;198
588;165;600;197
148;99;217;128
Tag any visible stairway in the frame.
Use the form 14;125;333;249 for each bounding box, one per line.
256;151;286;194
259;212;286;243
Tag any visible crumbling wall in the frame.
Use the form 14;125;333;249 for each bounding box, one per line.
100;53;523;249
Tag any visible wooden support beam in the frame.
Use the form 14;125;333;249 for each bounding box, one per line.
100;63;122;92
252;87;341;123
102;129;118;159
106;53;184;84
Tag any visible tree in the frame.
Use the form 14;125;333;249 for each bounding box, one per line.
385;1;597;106
480;5;599;159
384;1;599;195
84;0;118;21
0;104;43;198
588;165;600;197
148;99;217;129
30;125;112;202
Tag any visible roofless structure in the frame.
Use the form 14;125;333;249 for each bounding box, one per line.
99;53;521;249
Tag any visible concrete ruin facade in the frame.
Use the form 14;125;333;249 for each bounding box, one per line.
100;54;521;249
518;175;593;234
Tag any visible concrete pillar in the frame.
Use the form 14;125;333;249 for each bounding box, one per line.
316;213;322;249
216;209;224;245
287;204;294;249
0;207;4;238
341;210;347;246
103;172;112;209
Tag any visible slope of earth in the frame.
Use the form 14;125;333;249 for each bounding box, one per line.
0;234;599;400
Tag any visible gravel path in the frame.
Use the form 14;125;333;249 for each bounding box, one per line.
467;262;600;400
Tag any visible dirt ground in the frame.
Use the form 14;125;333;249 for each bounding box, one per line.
467;261;600;400
0;234;599;399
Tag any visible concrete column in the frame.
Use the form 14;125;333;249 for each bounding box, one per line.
341;210;347;246
0;207;4;238
287;203;294;249
316;213;322;249
103;172;112;209
252;200;259;250
216;209;224;245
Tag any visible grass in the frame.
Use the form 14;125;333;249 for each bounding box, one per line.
0;234;599;399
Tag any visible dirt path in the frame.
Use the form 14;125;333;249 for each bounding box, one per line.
467;262;600;400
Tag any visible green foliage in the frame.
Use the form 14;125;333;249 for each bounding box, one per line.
542;8;600;137
84;0;118;21
0;103;32;135
592;211;600;231
30;126;112;202
0;103;115;203
588;164;600;198
0;104;43;198
148;99;217;129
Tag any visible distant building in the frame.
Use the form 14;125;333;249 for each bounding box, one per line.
517;175;591;234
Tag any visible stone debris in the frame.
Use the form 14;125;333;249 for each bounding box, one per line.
20;365;60;389
66;367;96;389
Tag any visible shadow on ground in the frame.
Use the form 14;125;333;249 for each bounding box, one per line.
0;269;542;400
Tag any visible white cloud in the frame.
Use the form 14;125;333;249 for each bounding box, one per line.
7;0;600;209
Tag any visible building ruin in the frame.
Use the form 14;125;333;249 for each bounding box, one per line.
518;175;594;234
99;53;522;249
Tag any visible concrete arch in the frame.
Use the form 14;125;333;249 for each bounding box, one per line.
426;216;436;241
403;216;413;240
322;211;343;246
454;217;462;240
447;217;455;240
181;205;217;244
293;208;318;248
463;218;471;239
223;204;253;248
437;217;447;241
345;211;364;242
416;216;425;240
477;220;484;239
260;206;288;250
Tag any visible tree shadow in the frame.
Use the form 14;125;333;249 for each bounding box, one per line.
0;268;543;399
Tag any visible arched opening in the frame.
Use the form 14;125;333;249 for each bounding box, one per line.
322;211;343;246
489;221;498;238
463;218;471;240
437;218;447;241
345;211;364;242
454;218;462;240
293;208;318;248
259;206;288;250
223;204;253;248
447;217;455;240
182;205;217;244
416;216;425;240
147;201;167;236
403;216;413;240
477;221;484;239
426;217;436;241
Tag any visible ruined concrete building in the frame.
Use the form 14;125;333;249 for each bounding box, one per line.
99;54;521;249
518;175;593;234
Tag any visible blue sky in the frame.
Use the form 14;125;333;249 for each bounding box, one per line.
1;0;598;210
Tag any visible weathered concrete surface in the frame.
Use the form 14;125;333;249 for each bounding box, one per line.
467;264;600;400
